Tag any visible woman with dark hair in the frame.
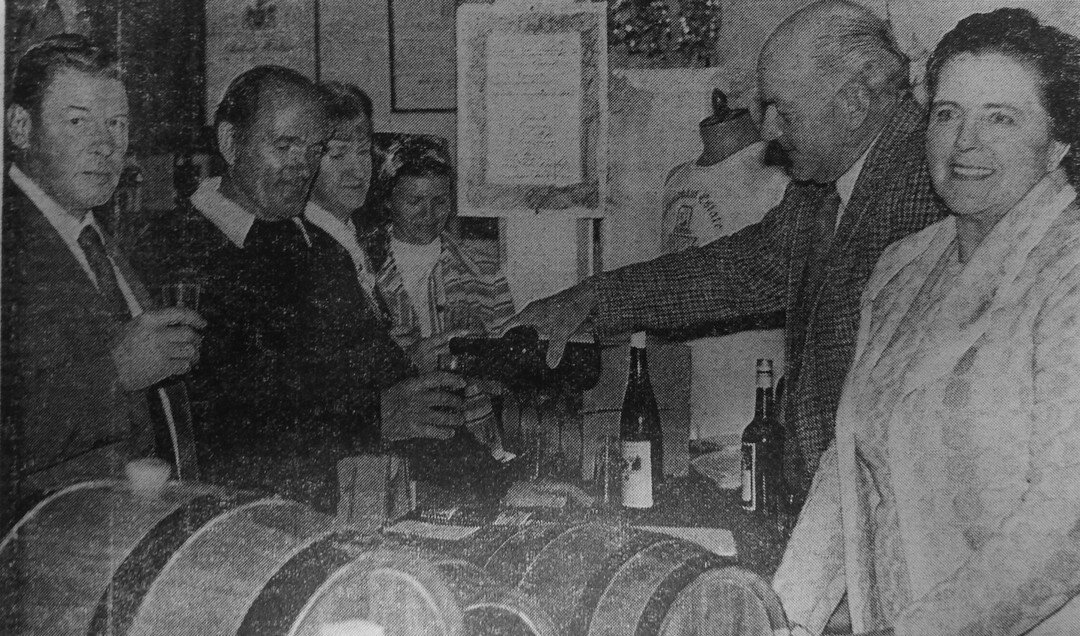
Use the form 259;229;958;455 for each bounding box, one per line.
374;140;516;459
772;9;1080;635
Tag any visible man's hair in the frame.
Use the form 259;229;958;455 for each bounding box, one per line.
926;8;1080;185
768;0;909;96
8;34;119;118
807;1;909;95
321;81;373;126
213;65;323;143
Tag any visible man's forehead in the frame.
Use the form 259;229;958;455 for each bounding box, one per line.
255;87;328;138
42;67;128;112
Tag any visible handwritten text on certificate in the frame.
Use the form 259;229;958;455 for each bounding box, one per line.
485;33;583;187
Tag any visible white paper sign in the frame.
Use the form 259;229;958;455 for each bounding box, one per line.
485;33;583;187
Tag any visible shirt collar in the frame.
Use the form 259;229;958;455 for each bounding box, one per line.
835;132;880;210
190;176;257;248
304;200;356;245
190;176;312;247
9;163;96;245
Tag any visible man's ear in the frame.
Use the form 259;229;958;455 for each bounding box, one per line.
837;80;870;132
7;104;32;150
217;121;237;166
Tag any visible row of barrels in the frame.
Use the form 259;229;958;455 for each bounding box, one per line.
0;479;788;636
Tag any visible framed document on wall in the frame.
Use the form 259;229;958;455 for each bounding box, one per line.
389;0;457;112
457;2;607;217
204;0;318;123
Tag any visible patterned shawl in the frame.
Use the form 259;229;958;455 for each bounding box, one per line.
774;169;1080;636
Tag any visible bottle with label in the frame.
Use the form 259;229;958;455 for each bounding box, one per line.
620;332;664;509
741;359;776;513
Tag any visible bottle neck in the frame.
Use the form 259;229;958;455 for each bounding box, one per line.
754;376;773;420
629;345;651;385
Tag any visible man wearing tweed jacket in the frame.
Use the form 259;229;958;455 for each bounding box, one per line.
506;0;948;500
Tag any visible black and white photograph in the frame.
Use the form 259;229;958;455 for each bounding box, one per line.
4;1;1080;634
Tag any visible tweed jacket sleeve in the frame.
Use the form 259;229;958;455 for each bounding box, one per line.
593;184;796;336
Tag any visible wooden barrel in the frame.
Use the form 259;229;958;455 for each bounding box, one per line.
0;479;330;635
399;521;734;636
657;567;789;636
0;479;502;636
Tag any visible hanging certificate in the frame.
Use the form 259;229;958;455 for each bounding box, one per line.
457;2;607;217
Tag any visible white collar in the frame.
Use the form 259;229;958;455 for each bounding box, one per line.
190;177;257;247
9;162;101;247
190;176;310;247
304;200;356;244
835;132;880;210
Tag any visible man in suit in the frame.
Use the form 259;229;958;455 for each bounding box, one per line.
136;66;475;511
1;35;205;511
506;0;949;501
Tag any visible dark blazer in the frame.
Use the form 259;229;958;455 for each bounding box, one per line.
135;198;415;510
1;178;154;503
594;97;949;491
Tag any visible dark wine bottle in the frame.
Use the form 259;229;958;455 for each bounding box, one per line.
620;332;663;509
741;359;777;513
447;326;601;394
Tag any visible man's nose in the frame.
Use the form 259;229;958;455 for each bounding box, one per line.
86;121;118;156
760;106;784;142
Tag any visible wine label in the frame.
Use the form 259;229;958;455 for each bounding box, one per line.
741;442;757;511
621;440;654;508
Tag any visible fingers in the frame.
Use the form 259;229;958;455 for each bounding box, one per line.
142;307;207;330
167;342;198;361
410;371;467;392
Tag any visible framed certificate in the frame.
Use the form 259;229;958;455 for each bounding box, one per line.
457;2;607;217
389;0;458;112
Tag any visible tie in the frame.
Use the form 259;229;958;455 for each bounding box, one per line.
800;183;842;305
77;224;130;321
78;224;200;480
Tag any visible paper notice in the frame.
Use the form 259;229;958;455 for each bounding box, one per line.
485;32;582;187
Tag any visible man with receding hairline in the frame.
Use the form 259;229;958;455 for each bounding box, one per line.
505;0;948;503
137;65;478;511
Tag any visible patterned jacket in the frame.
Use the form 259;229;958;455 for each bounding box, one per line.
376;234;515;453
593;97;948;489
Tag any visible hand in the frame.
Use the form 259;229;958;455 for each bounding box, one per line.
381;371;467;441
112;307;206;391
406;329;469;374
500;278;598;368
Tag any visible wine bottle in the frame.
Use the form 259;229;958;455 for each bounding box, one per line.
620;332;663;509
447;326;601;394
741;359;776;513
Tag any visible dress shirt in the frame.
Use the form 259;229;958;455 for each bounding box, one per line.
9;164;193;478
191;177;310;248
9;165;141;315
304;201;380;300
834;134;879;227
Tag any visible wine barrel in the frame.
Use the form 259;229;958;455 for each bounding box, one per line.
0;479;330;635
0;479;499;636
657;567;789;636
402;521;734;636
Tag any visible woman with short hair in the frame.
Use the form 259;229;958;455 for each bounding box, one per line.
774;9;1080;635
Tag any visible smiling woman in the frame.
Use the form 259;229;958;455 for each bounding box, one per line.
772;8;1080;636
